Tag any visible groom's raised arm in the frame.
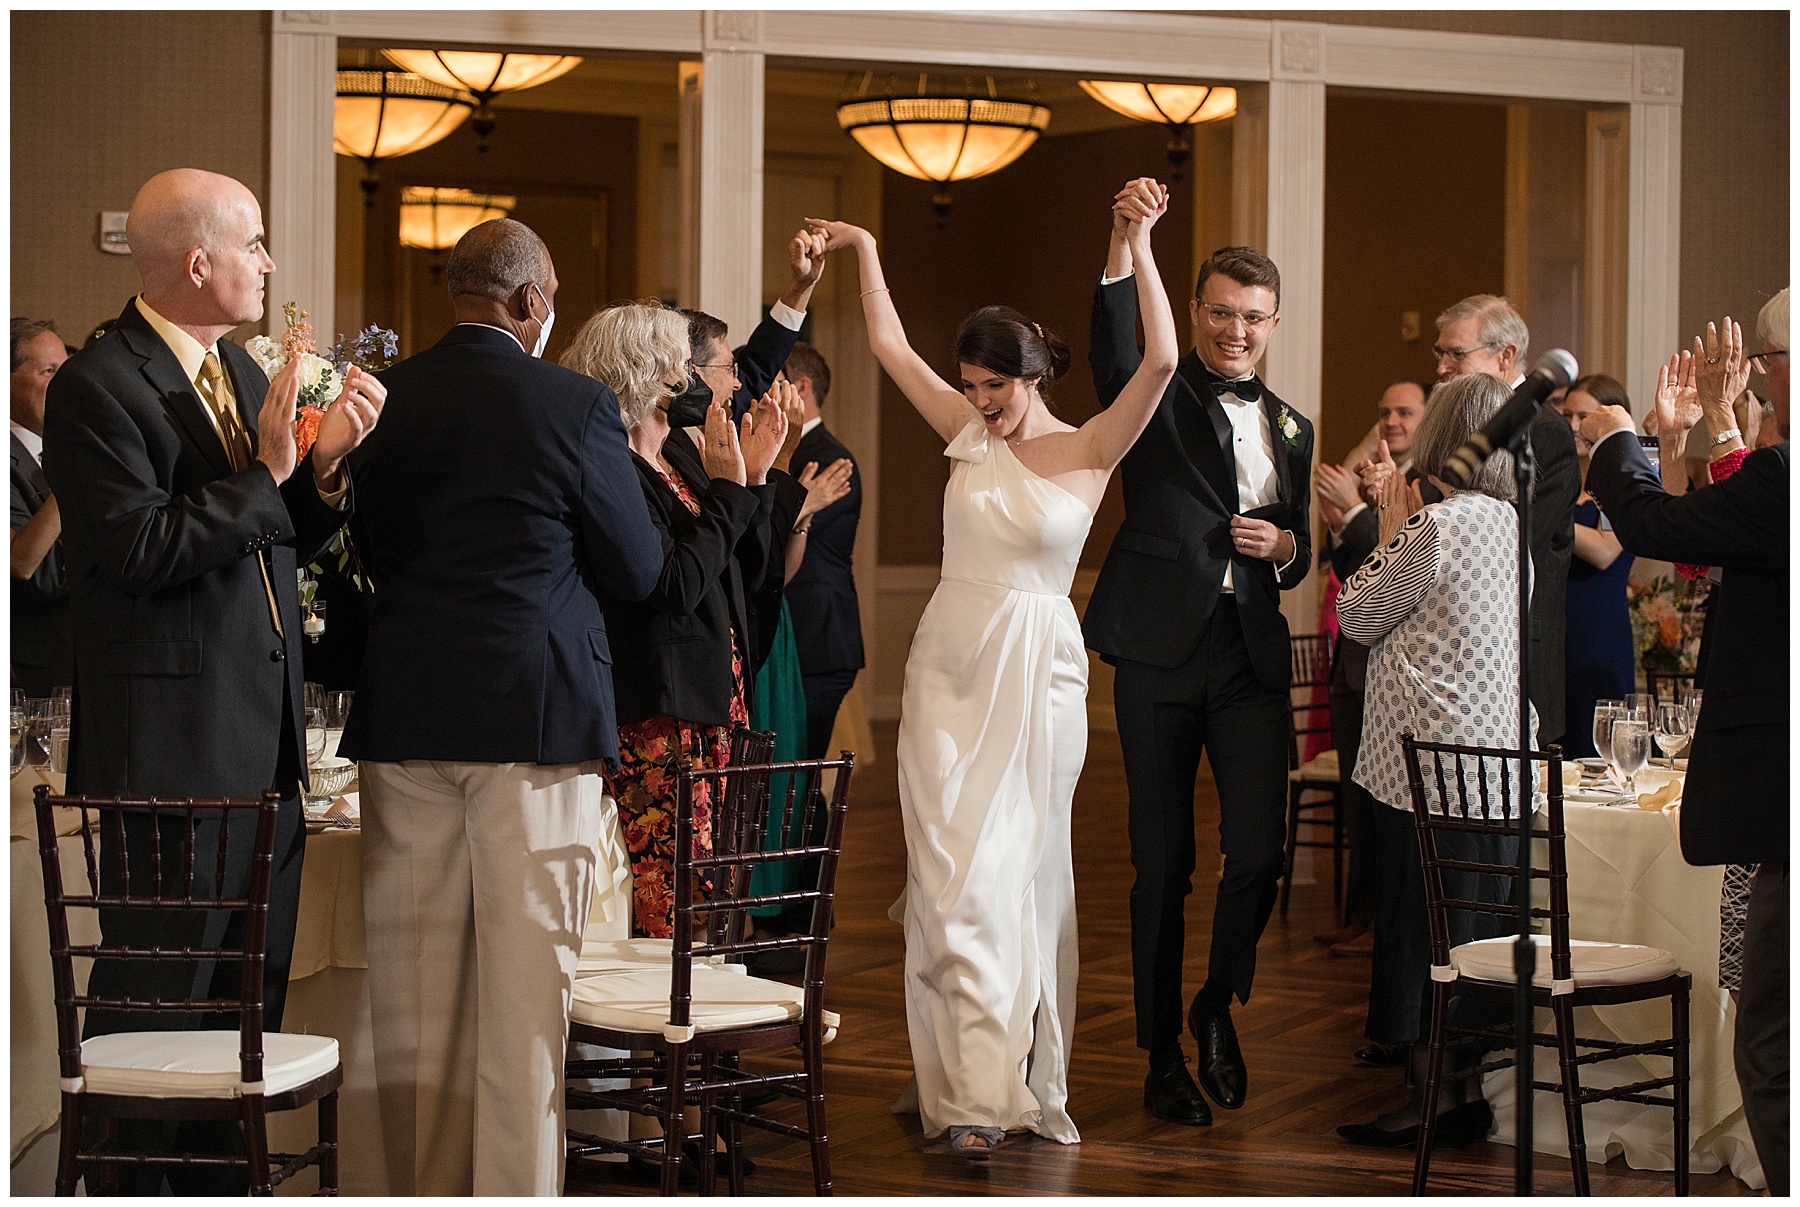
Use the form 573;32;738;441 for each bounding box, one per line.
1090;275;1143;411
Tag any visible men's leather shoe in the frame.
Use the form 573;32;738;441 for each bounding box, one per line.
1336;1099;1494;1149
1142;1063;1212;1126
1186;1001;1246;1110
1353;1040;1411;1068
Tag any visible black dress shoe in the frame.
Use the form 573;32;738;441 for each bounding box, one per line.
1187;1001;1246;1110
1142;1063;1213;1126
1353;1040;1412;1068
1336;1099;1494;1149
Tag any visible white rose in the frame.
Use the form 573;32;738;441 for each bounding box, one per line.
245;335;282;376
296;352;335;392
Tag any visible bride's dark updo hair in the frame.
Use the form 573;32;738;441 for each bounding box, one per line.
954;306;1073;397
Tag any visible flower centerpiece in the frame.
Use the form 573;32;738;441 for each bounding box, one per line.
1627;573;1710;677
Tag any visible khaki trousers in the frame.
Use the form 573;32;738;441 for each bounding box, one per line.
360;759;612;1196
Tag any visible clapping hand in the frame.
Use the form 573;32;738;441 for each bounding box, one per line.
311;366;387;489
1649;349;1700;446
1314;461;1363;518
796;458;854;521
255;357;302;484
738;390;789;485
700;399;746;486
1354;439;1398;508
772;376;806;470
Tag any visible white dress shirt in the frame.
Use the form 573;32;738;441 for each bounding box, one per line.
11;421;42;464
1218;382;1282;593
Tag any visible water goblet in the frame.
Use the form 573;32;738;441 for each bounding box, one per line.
48;726;71;775
1591;701;1621;767
1609;719;1650;795
11;707;27;775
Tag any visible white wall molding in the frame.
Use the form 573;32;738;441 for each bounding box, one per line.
268;29;337;339
322;9;702;54
1318;24;1635;102
1626;101;1682;413
1633;46;1685;105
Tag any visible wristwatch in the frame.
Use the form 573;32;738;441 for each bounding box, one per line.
1709;426;1742;448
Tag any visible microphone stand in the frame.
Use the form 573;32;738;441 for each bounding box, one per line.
1508;420;1537;1195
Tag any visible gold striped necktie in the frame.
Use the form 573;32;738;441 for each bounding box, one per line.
197;351;284;641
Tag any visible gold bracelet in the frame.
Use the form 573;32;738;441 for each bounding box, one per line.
861;287;890;298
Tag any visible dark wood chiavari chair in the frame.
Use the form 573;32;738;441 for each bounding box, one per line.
564;745;855;1196
33;786;341;1195
1281;630;1344;918
1400;736;1690;1196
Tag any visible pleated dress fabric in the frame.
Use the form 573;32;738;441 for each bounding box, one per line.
893;418;1092;1144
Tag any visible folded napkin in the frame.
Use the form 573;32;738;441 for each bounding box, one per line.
1636;779;1683;811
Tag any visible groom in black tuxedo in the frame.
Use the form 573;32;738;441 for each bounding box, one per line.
1086;242;1313;1126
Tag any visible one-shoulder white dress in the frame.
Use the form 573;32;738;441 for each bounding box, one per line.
894;417;1094;1144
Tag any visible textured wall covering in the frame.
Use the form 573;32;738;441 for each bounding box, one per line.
11;11;268;342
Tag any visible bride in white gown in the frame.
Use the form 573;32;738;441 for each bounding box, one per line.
809;178;1177;1159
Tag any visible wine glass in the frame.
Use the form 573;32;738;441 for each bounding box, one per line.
1653;702;1690;765
24;698;60;767
325;690;354;733
48;726;70;775
11;706;27;775
304;707;329;805
1681;686;1704;733
1610;718;1650;795
304;682;326;714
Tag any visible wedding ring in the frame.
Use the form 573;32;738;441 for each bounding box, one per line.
1706;356;1721;364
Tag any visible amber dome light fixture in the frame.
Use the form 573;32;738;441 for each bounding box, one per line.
1077;81;1237;178
837;73;1050;226
382;50;582;152
398;187;518;252
335;70;475;203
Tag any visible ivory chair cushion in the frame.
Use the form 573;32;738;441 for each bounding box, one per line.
1290;749;1339;784
570;962;840;1039
1450;934;1683;991
79;1030;339;1099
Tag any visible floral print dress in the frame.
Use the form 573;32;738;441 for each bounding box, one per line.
612;460;750;937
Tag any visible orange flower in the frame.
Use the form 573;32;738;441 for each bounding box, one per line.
294;405;325;461
1659;616;1682;648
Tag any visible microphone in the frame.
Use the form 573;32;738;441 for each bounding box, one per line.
1439;349;1579;489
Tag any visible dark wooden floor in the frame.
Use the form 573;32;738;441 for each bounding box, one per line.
571;721;1749;1197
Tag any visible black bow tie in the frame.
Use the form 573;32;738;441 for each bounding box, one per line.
1200;365;1263;404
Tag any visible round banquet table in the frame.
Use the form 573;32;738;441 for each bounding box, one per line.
1482;793;1764;1190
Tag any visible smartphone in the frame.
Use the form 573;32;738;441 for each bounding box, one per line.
1638;434;1660;475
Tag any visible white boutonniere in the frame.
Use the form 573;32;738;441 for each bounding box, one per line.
1275;405;1300;446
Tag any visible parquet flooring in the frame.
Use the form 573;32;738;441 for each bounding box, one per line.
570;722;1750;1197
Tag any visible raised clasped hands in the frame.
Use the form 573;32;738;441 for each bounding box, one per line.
804;218;872;255
1112;177;1169;242
311;365;388;490
789;226;829;291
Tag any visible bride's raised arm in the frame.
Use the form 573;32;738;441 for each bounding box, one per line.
1079;178;1179;471
807;219;968;444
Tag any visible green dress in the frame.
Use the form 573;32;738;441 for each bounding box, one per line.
748;599;809;915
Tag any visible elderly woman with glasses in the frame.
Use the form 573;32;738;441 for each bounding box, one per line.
1332;372;1531;1150
560;300;788;936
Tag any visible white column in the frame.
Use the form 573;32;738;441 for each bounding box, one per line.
694;14;765;339
1263;25;1328;633
1626;46;1684;413
268;19;337;338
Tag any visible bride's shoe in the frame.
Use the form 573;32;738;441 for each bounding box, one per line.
946;1126;1004;1160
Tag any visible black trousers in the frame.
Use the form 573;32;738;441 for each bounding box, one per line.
1366;802;1516;1045
1330;680;1378;931
1113;597;1291;1055
801;667;858;760
1735;862;1788;1196
81;795;306;1194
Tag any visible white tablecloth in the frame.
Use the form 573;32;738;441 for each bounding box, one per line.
1484;800;1764;1189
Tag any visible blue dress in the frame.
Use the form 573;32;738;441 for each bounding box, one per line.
1562;499;1636;757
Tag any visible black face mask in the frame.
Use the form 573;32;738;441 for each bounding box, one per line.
662;372;713;428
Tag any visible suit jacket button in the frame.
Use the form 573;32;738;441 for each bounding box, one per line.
270;648;286;662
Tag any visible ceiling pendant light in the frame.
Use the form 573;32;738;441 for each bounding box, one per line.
1077;81;1237;179
837;73;1050;226
382;50;582;152
398;187;518;253
334;70;476;204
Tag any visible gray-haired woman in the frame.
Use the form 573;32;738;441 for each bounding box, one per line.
1333;372;1531;1148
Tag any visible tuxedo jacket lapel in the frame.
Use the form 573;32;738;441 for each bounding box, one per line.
222;348;263;451
1175;354;1240;510
1263;393;1293;505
